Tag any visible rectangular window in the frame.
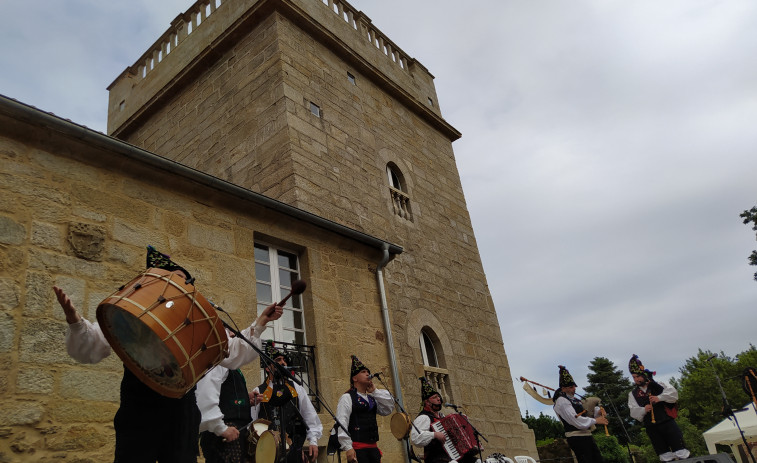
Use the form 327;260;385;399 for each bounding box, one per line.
254;242;306;345
347;72;356;85
309;102;321;118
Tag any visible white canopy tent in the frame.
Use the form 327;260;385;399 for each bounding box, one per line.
703;403;757;461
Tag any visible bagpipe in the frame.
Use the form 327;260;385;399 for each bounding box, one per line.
519;377;609;435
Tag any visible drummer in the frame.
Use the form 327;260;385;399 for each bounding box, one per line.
410;377;477;463
249;341;322;463
53;245;284;463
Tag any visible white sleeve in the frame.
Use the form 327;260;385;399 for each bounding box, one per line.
65;319;111;364
336;393;353;451
554;397;595;430
410;414;435;447
628;391;646;422
371;389;395;416
251;386;260;421
655;381;679;404
197;367;230;436
295;383;323;445
220;323;265;370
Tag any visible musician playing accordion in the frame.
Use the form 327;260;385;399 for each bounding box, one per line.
410;378;477;463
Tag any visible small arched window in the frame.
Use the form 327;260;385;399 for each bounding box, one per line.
386;163;412;221
420;328;439;368
387;165;404;191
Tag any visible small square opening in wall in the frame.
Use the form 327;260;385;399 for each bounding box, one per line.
427;97;434;107
347;72;356;85
309;102;321;118
119;100;125;111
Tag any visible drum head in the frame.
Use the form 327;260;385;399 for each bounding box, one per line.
99;304;184;388
256;430;279;463
390;412;411;439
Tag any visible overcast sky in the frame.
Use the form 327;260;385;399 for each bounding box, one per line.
2;0;756;420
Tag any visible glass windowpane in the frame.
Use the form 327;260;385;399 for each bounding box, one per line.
256;283;272;304
254;244;269;262
255;262;271;282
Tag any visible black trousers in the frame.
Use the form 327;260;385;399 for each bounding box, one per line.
647;419;686;456
200;428;250;463
355;447;382;463
566;435;605;463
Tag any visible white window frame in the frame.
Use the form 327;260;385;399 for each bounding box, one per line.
420;329;439;367
254;242;306;345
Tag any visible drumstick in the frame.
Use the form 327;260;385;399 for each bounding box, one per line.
265;280;307;315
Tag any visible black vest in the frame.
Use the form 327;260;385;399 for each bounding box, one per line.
554;391;586;433
347;389;379;444
257;378;305;438
419;410;451;463
219;369;252;426
632;381;673;426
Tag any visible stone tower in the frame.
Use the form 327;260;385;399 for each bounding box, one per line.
107;0;536;457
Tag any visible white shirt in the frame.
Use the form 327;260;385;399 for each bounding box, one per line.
250;379;324;446
553;394;600;436
410;412;437;447
335;389;394;451
628;380;678;422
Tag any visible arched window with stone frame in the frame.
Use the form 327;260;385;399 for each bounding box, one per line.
386;163;412;221
419;327;451;402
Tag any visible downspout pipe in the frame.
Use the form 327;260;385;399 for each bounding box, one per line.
376;243;409;462
376;243;403;407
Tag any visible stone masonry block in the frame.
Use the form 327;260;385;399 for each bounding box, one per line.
0;277;19;312
24;271;52;318
18;319;74;364
31;221;63;251
16;368;54;395
0;312;14;353
60;369;120;402
0;215;26;245
0;400;43;426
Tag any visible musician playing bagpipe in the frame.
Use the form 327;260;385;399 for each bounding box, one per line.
410;378;477;463
553;366;609;463
628;355;689;462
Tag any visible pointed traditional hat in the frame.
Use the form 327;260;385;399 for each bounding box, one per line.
629;354;654;379
146;245;193;282
350;355;370;379
420;376;440;401
558;365;576;388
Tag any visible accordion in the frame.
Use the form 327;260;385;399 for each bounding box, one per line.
430;414;478;460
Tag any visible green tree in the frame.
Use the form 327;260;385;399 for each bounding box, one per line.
740;206;757;280
522;411;564;442
584;357;640;445
673;345;757;432
595;434;631;463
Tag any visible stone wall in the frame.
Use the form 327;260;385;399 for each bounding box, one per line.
0;111;408;461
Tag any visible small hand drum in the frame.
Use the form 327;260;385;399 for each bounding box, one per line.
255;430;290;463
96;268;229;398
390;412;412;439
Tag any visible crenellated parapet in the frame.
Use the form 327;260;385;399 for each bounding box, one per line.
107;0;451;139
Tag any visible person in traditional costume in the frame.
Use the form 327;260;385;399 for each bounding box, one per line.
196;330;254;463
552;365;608;463
410;377;477;463
248;340;323;463
53;245;283;463
335;355;394;463
628;355;689;462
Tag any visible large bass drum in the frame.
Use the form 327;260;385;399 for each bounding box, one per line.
96;268;228;398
